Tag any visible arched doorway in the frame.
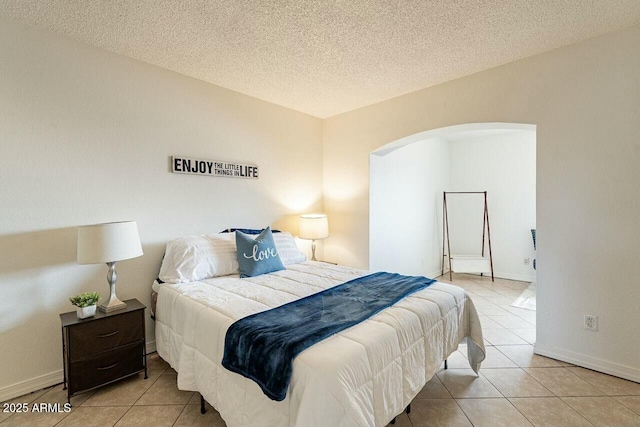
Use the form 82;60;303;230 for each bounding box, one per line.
369;122;536;283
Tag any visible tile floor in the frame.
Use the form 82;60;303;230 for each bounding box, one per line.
3;273;640;426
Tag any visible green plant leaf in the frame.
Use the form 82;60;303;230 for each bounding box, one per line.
69;292;100;307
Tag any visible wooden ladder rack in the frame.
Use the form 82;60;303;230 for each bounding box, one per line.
442;191;494;282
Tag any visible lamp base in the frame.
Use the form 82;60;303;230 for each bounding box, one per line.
99;297;127;313
100;262;127;312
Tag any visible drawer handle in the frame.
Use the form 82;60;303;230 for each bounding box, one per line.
96;330;119;338
97;362;119;371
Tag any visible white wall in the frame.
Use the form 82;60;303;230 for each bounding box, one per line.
369;129;535;282
448;130;536;281
370;138;449;277
0;17;323;400
323;23;640;381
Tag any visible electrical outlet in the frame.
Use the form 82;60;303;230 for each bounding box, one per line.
584;315;598;331
524;257;530;265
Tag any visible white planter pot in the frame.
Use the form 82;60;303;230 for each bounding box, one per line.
77;305;97;319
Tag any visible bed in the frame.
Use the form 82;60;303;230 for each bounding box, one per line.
152;232;485;427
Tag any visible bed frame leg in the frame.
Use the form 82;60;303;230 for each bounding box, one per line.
200;395;206;414
444;359;448;370
390;417;396;424
406;404;411;414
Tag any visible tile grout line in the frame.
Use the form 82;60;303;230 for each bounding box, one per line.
614;396;640;417
502;395;536;427
111;405;132;427
170;404;188;427
452;397;478;427
558;396;611;426
505;396;596;427
59;367;166;427
110;367;165;426
480;365;554;400
561;367;609;396
51;401;73;427
444;273;541;426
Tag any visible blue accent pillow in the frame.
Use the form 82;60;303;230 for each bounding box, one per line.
236;227;285;278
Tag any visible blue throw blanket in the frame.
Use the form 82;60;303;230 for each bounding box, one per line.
221;272;436;401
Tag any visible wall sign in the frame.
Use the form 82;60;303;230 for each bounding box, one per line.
172;156;259;179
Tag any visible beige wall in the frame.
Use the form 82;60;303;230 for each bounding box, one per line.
0;17;323;399
448;130;536;282
323;24;640;380
370;137;450;278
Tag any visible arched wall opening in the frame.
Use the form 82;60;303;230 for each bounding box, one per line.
369;122;536;281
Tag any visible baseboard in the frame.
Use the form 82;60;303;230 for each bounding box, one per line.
441;269;534;283
534;343;640;383
0;370;63;402
494;271;536;282
427;269;444;280
0;340;158;402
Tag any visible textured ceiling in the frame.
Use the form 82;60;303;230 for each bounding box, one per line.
2;1;640;118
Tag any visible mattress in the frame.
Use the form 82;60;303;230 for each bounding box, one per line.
154;261;485;427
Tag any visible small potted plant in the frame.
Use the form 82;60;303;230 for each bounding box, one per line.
69;292;100;319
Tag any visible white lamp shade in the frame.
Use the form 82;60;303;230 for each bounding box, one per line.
77;221;143;264
299;214;329;240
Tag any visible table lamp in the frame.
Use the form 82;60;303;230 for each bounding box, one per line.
299;214;329;261
77;221;143;312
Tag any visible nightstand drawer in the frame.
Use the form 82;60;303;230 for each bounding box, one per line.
61;299;147;403
68;341;144;394
69;310;144;359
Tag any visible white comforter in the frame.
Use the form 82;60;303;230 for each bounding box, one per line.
154;262;485;427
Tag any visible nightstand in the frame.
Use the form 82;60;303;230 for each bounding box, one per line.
60;298;147;404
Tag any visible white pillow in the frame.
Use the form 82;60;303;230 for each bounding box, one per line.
158;230;307;283
273;232;307;266
159;233;238;283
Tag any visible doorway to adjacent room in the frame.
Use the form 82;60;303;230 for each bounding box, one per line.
369;122;537;315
